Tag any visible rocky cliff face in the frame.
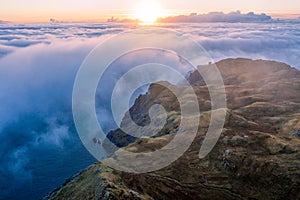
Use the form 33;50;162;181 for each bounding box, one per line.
46;58;300;200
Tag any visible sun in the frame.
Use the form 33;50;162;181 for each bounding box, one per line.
132;0;167;25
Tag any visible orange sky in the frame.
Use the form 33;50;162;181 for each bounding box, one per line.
1;0;300;22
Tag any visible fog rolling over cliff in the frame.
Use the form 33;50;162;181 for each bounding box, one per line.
47;58;300;200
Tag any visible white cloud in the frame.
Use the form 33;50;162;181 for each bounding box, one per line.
0;21;299;199
160;11;272;23
174;22;300;69
0;38;100;198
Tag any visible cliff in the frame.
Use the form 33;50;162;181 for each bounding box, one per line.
46;58;300;200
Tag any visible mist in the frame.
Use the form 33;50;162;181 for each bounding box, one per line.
0;21;299;199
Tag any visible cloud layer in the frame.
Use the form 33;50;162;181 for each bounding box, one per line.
159;11;272;23
0;39;99;199
0;20;299;199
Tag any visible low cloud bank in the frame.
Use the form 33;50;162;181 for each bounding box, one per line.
159;11;272;23
0;39;98;199
0;20;299;199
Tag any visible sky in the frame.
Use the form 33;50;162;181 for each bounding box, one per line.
1;0;300;22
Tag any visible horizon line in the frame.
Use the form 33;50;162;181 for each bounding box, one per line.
1;11;300;24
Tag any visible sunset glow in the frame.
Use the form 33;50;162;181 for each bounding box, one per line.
132;0;168;25
0;0;299;22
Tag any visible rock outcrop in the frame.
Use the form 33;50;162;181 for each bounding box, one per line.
46;58;300;200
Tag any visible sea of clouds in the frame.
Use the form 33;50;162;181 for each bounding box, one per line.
0;19;300;199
